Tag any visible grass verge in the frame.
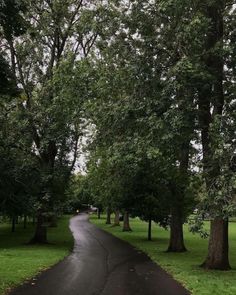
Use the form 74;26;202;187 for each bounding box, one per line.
0;215;73;295
90;214;236;295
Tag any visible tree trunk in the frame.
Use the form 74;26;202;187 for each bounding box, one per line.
148;219;152;241
49;214;57;227
198;3;229;270
106;207;111;224
167;207;186;252
113;210;120;226
97;208;101;219
23;215;27;229
7;37;16;80
123;211;132;232
201;217;230;270
11;216;16;233
30;212;47;244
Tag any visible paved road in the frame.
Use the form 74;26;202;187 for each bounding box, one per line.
9;214;189;295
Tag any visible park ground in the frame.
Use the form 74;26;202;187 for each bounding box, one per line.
90;215;236;295
0;216;73;295
1;214;236;295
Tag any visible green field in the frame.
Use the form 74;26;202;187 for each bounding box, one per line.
0;216;73;295
90;215;236;295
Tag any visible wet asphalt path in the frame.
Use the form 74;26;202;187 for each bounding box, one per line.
9;214;189;295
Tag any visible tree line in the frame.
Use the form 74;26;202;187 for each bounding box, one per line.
1;0;236;271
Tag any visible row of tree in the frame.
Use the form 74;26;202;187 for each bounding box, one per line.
0;0;236;272
77;0;236;271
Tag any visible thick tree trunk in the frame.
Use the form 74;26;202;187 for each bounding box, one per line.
31;212;47;244
123;211;132;232
201;217;230;270
167;86;191;252
198;3;229;270
23;215;27;229
11;216;16;233
167;207;186;252
148;219;152;241
106;207;111;224
113;210;120;226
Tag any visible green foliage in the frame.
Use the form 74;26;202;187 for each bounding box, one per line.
1;0;236;274
0;0;106;228
0;0;27;39
65;174;93;212
84;0;200;229
0;55;17;95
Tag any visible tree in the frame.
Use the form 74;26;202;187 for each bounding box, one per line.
65;173;93;213
86;0;198;251
131;159;169;241
176;0;236;270
158;0;236;268
197;0;232;270
0;0;107;243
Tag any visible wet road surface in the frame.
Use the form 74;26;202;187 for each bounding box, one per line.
9;214;190;295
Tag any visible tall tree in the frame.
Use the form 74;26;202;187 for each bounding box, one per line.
1;0;105;243
197;1;234;270
87;0;198;251
166;0;236;269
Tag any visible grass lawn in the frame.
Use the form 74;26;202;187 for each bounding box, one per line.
0;215;73;295
90;215;236;295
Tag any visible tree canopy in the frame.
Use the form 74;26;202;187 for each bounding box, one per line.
1;0;236;271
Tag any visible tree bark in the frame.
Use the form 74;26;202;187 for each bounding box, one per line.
201;217;230;270
106;207;111;224
167;207;186;252
113;209;120;226
123;211;132;232
148;218;152;241
30;212;47;244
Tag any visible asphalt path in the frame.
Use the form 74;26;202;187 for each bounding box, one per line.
9;214;190;295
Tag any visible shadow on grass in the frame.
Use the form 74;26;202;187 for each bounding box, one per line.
0;217;73;250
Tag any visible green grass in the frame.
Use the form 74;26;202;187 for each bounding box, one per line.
0;215;73;295
90;215;236;295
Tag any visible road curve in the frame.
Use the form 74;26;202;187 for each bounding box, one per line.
9;214;189;295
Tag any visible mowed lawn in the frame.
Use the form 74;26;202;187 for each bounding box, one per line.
0;215;73;295
90;215;236;295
